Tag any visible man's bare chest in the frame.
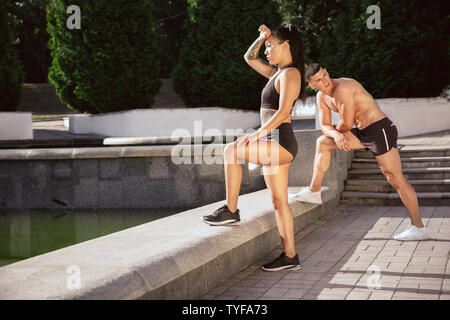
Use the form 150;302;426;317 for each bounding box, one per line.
323;95;342;113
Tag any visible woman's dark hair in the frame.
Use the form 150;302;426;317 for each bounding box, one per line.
271;24;306;103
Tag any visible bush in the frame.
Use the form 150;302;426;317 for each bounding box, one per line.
172;0;281;110
12;0;51;83
0;0;25;111
46;0;161;114
154;0;187;78
279;0;449;98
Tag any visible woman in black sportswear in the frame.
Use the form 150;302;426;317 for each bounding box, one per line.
202;24;306;272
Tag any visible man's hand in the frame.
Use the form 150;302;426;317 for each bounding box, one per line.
333;132;351;151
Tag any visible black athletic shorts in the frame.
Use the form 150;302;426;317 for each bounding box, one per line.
351;117;398;156
259;122;298;162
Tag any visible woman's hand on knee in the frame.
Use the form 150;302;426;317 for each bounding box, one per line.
236;132;259;148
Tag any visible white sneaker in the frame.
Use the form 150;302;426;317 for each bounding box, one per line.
394;224;430;241
288;187;322;204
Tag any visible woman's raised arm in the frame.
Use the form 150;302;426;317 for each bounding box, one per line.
244;25;277;79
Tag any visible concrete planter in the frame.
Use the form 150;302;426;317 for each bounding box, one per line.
315;97;450;137
69;107;260;137
0;112;33;140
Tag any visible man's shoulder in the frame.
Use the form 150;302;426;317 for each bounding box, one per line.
335;78;359;93
316;91;329;110
336;77;358;86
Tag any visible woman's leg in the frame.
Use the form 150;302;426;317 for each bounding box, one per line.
263;162;296;258
222;138;293;213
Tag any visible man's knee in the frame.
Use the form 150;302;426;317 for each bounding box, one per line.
383;169;403;189
316;135;334;151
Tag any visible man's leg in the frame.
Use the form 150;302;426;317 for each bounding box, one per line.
290;131;365;203
376;147;424;228
309;132;365;192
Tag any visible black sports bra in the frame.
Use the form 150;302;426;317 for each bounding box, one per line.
260;71;281;110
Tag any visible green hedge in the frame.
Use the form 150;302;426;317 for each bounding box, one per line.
46;0;161;114
278;0;449;98
172;0;281;110
0;0;25;111
154;0;187;78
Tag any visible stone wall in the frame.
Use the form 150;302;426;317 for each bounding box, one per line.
0;130;353;210
0;145;265;210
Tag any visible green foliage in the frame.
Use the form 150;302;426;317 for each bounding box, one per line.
0;0;25;110
46;0;161;114
11;0;51;83
154;0;187;78
305;85;317;97
278;0;449;98
171;0;281;110
277;0;343;63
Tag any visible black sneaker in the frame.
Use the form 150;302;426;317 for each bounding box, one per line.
262;252;302;272
201;204;240;226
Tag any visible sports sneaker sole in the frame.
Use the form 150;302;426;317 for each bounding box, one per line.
393;235;430;241
262;265;302;272
201;218;241;226
288;194;322;204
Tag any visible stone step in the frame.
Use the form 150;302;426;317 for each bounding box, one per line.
347;167;450;180
354;146;450;159
351;156;450;169
341;191;450;206
344;179;450;192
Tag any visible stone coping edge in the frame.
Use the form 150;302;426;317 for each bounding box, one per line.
0;144;226;160
0;187;338;300
1;142;449;160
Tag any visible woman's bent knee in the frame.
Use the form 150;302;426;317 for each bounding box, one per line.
224;142;238;163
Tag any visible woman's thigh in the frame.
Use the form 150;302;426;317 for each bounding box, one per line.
230;139;294;166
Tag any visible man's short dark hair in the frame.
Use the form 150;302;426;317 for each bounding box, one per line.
305;63;322;82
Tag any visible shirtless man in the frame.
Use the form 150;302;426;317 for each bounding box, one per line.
290;63;430;241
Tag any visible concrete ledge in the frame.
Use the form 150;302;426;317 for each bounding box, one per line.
0;187;338;300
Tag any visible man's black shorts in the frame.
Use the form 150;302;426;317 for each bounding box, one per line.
351;117;398;156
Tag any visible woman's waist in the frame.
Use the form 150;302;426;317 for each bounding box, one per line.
259;122;293;135
260;109;291;125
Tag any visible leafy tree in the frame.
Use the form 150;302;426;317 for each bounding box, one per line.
47;0;161;114
154;0;187;78
0;0;25;110
12;0;51;83
172;0;281;110
278;0;449;98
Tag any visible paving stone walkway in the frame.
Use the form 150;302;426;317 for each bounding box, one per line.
201;205;450;300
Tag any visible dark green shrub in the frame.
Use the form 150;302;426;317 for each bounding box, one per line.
46;0;161;114
12;0;51;83
0;0;25;111
172;0;281;110
154;0;187;78
279;0;449;98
